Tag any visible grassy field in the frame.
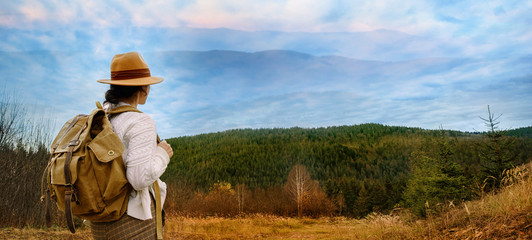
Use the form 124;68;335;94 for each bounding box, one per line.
2;163;530;240
1;214;422;240
1;208;529;240
163;214;424;239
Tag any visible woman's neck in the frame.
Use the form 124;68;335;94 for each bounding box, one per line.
120;92;140;108
120;98;138;108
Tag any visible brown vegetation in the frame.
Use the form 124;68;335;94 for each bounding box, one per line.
284;164;316;217
164;164;336;218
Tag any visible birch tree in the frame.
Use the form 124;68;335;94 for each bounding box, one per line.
235;183;248;215
285;164;313;217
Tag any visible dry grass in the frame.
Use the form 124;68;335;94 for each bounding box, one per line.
164;214;421;240
428;162;532;239
0;226;92;240
0;215;421;240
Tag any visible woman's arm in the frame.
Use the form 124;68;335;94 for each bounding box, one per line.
123;114;170;191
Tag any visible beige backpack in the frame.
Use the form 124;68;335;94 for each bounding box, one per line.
42;102;140;233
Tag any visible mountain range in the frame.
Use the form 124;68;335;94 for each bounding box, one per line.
0;27;531;137
1;27;461;61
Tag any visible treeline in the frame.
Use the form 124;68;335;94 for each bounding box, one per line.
163;124;532;218
506;126;532;138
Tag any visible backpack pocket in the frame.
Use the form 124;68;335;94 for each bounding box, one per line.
87;124;130;218
88;125;124;163
50;154;80;185
49;153;104;215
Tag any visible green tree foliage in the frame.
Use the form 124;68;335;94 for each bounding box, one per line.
163;123;532;218
506;126;532;138
479;106;520;191
403;133;470;217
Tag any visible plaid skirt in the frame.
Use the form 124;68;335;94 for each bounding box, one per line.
90;199;157;240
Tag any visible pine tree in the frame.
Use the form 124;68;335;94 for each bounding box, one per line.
403;133;469;217
479;105;518;191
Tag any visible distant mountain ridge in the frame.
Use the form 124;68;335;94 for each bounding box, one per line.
149;49;471;86
145;49;499;104
0;27;461;61
1;48;531;136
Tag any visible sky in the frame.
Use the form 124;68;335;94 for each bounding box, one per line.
0;0;531;138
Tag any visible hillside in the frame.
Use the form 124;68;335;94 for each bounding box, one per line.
429;161;532;239
507;126;532;138
163;124;532;217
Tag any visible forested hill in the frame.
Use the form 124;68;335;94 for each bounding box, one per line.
163;124;532;217
506;126;532;138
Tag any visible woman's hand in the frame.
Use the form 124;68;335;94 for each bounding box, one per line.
158;140;173;158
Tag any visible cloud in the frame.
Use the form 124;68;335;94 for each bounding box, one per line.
0;1;526;34
166;76;531;137
170;91;366;136
2;0;531;59
129;51;532;137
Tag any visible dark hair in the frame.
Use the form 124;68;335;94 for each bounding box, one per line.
105;85;144;104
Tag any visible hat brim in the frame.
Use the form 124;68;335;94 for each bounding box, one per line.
97;76;164;86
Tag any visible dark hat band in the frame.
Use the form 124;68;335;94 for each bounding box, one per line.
111;68;151;80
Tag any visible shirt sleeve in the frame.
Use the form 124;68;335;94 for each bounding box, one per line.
123;113;170;191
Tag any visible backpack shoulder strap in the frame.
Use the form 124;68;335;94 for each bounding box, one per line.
96;101;142;115
108;105;142;114
153;181;163;240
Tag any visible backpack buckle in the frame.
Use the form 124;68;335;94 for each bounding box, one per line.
68;140;80;146
65;184;80;204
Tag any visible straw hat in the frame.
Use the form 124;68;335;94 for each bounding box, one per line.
97;52;163;86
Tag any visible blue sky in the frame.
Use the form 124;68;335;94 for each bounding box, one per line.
0;0;531;138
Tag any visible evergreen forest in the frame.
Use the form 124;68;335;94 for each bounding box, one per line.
163;124;532;218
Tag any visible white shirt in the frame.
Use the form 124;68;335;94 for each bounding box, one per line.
103;102;170;220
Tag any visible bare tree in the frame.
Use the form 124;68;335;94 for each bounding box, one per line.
0;88;25;147
285;164;313;217
235;183;248;215
0;88;54;227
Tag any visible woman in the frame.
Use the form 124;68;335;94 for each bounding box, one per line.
93;51;173;239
